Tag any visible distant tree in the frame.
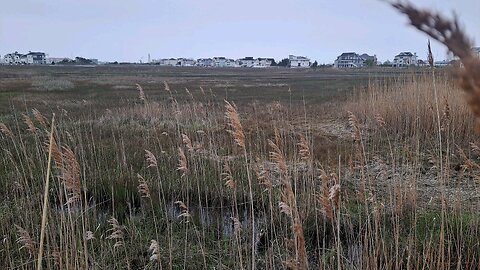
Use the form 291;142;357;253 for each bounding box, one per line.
270;59;277;66
311;61;318;68
75;57;95;65
60;58;74;64
365;59;375;67
277;58;289;67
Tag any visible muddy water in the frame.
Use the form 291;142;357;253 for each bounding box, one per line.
167;202;266;237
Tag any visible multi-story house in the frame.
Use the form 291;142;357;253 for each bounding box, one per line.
213;57;236;67
196;58;213;67
392;52;418;67
288;55;310;68
156;58;178;66
3;52;23;64
176;58;195;66
334;52;365;68
255;58;274;67
4;51;47;65
236;57;256;67
333;52;377;68
25;52;46;64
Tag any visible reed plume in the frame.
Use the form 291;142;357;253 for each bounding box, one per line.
177;147;189;177
225;100;246;149
136;84;146;102
145;149;158;168
0;123;14;138
106;217;125;249
22;114;37;134
14;225;36;257
319;171;333;221
149;240;160;262
182;134;194;152
267;139;287;176
222;161;236;190
298;135;311;161
61;146;81;205
137;174;151;198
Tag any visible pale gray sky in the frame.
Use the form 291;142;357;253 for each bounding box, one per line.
0;0;479;63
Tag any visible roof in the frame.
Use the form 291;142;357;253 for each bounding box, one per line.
26;51;46;55
341;52;358;56
396;52;414;57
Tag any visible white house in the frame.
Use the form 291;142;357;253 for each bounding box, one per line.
4;51;47;65
177;58;195;66
213;57;237;67
334;52;377;68
25;52;47;64
197;58;213;67
236;57;255;67
392;52;418;67
255;58;274;67
288;55;310;68
156;58;178;66
3;52;23;64
225;58;237;67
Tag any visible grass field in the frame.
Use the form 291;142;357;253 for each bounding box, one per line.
0;65;479;269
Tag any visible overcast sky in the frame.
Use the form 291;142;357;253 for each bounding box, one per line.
1;0;479;63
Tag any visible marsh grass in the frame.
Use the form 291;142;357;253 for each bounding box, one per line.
1;5;480;267
0;67;479;269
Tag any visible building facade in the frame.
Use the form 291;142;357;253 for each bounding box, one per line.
197;58;213;67
334;53;363;68
25;52;47;64
392;52;418;67
288;55;310;68
176;58;196;66
236;57;256;67
3;51;46;65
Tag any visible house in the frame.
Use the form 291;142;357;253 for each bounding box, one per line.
360;54;377;66
25;52;47;64
255;58;274;67
196;58;213;67
176;58;195;66
213;57;235;67
333;52;375;68
3;51;47;65
236;57;256;67
392;52;418;67
288;55;310;68
3;52;23;64
225;58;237;67
156;58;178;66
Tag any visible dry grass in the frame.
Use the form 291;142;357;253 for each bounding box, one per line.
348;72;475;144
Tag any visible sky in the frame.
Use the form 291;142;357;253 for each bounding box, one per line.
0;0;479;63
